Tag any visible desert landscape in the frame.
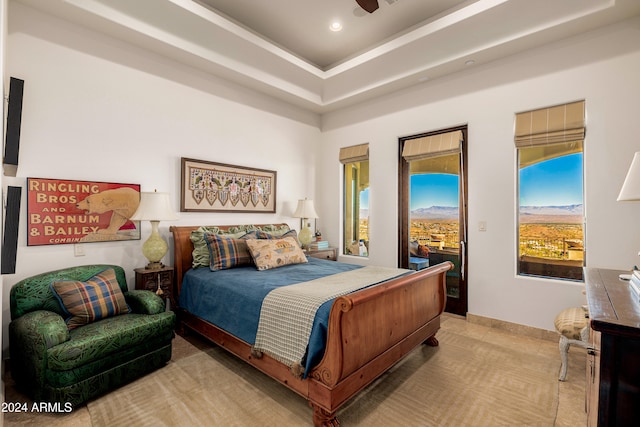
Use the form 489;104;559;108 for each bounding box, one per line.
409;219;460;248
360;204;584;260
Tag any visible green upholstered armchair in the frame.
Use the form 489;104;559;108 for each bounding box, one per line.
9;264;176;407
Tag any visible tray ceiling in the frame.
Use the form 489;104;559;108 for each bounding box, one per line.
14;0;640;113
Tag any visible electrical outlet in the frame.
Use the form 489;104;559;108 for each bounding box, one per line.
74;244;85;257
478;221;487;232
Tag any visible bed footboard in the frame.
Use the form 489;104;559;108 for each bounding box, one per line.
307;261;452;425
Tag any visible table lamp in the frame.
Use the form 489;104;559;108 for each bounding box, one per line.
618;151;640;283
130;190;179;269
618;152;640;263
618;152;640;202
293;198;319;249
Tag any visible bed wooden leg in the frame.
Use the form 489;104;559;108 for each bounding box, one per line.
424;335;439;346
310;403;340;427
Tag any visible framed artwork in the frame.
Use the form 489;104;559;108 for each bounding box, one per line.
27;177;141;246
181;157;276;213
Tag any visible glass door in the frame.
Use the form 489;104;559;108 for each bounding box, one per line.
398;127;468;315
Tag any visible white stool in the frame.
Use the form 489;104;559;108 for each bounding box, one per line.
554;306;589;381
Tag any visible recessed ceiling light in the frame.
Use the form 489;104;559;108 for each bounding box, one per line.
465;60;476;66
330;21;343;32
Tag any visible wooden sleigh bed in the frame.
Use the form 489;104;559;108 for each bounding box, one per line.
170;224;452;426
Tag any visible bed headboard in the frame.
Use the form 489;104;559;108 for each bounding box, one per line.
169;224;290;297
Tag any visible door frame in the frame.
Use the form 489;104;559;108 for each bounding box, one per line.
398;125;468;315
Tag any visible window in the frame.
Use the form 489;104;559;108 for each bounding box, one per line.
399;128;468;315
409;154;461;252
340;143;369;256
515;101;585;281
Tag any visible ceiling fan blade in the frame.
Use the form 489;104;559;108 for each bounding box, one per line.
356;0;379;13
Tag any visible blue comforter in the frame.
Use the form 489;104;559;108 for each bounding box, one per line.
179;257;363;376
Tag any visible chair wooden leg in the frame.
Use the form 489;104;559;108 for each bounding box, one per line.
558;335;569;381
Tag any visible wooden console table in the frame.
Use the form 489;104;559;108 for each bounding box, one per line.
584;267;640;426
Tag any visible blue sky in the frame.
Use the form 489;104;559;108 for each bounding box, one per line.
360;188;369;209
519;153;583;206
410;174;459;210
401;153;583;210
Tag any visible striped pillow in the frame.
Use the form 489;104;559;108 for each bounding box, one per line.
205;232;256;271
51;268;130;330
190;227;249;269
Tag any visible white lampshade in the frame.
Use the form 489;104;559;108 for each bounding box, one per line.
293;199;319;219
618;152;640;201
293;199;318;249
130;191;180;221
130;191;178;269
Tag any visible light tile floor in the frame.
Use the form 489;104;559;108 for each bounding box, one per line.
4;314;587;426
440;314;587;426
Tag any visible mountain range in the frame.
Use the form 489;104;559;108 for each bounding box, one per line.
395;204;584;222
519;204;583;216
410;206;459;220
519;204;583;223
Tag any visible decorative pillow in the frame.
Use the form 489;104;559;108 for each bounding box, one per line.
409;240;430;258
190;225;291;268
246;237;308;271
256;229;299;242
255;227;292;238
190;227;248;269
50;268;130;330
205;232;257;271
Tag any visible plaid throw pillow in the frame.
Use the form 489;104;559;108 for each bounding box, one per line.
51;268;130;330
190;227;248;269
205;232;256;271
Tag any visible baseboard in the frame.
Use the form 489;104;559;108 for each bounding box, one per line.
466;313;558;342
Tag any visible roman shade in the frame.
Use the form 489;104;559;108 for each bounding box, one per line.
341;145;369;188
339;143;369;164
514;100;585;148
402;130;462;161
518;141;583;169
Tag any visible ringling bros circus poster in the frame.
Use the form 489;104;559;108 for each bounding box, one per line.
27;178;141;246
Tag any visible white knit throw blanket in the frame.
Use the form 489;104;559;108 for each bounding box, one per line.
252;266;410;375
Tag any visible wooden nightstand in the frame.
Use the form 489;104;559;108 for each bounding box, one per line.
134;266;175;309
305;247;337;261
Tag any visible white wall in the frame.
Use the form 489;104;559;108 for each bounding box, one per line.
1;3;321;354
3;3;640;356
319;17;640;331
